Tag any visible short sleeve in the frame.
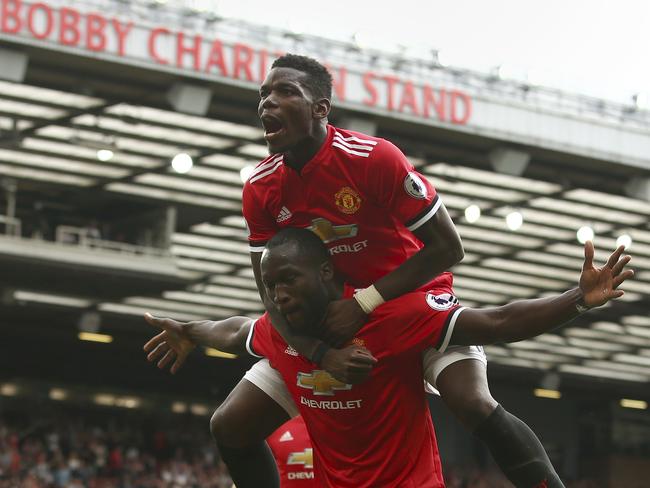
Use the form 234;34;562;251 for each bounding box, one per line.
366;140;441;232
242;182;277;252
375;290;466;354
246;312;274;359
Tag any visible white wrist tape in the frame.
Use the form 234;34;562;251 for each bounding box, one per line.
354;285;385;314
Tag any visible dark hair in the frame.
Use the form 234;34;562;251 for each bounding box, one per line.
271;54;333;100
266;227;330;265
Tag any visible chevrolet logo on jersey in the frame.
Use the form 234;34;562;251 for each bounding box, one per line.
287;448;313;469
308;217;358;244
297;370;352;396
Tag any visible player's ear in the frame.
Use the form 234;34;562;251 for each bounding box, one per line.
319;260;334;281
313;97;331;120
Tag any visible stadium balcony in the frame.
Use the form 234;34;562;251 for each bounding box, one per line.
0;217;202;299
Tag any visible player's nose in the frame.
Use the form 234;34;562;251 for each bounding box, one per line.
276;288;292;305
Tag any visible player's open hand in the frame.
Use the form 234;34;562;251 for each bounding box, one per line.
320;345;377;384
579;241;634;308
320;298;368;347
143;313;196;374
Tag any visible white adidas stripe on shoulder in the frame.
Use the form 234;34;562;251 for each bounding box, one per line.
248;155;284;184
249;155;283;180
332;132;376;158
333;136;376;152
332;142;372;157
333;132;378;146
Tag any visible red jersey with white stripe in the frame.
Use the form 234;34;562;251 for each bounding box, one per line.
248;284;465;487
242;124;452;288
267;416;315;487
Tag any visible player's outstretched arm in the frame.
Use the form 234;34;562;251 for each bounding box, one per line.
143;313;254;374
450;241;633;346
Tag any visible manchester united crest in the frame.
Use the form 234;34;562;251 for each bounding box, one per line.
334;187;361;214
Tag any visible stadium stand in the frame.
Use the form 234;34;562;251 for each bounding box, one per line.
0;0;648;485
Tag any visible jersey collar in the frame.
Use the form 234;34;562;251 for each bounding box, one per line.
284;124;334;176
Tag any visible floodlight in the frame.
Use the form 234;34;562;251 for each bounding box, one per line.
616;234;632;249
464;204;481;223
172;153;193;174
577;226;594;244
506;211;523;231
97;149;114;162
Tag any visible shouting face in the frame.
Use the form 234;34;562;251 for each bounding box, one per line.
258;67;324;155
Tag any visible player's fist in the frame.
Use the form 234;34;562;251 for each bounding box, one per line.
320;345;377;384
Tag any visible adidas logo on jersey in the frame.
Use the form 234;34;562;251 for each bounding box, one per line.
276;206;292;223
285;345;299;356
279;430;294;442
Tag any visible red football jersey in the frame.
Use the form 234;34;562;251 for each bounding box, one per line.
267;416;315;487
247;284;465;488
242;124;452;289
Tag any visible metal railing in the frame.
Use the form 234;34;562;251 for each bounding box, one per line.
55;225;170;258
0;215;21;237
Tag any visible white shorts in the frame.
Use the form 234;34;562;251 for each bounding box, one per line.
422;345;487;395
243;346;488;417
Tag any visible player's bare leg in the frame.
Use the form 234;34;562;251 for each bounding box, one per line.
436;359;564;488
211;379;289;488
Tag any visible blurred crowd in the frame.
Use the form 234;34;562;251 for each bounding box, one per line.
0;407;233;488
0;403;623;488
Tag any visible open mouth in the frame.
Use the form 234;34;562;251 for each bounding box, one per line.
261;115;285;141
281;307;302;325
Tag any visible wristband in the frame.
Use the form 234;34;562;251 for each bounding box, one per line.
354;285;385;314
575;291;590;314
311;342;330;366
575;299;590;314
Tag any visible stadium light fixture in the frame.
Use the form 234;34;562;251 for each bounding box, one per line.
171;402;188;413
93;394;116;406
620;399;648;410
464;204;481;223
577;225;594;244
0;383;18;396
96;149;114;162
616;234;632;249
505;211;523;231
49;388;68;401
171;153;193;174
78;332;113;343
115;397;141;409
190;404;210;416
534;388;561;399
